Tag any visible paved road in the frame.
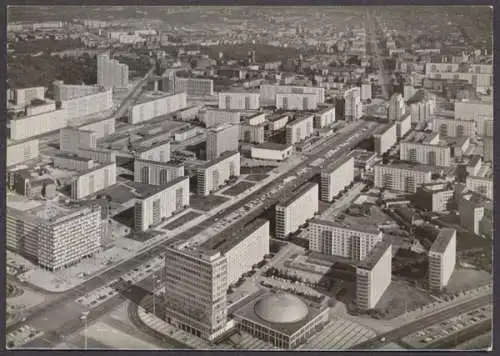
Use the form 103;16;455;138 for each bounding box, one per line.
13;119;380;345
350;294;492;349
425;319;491;349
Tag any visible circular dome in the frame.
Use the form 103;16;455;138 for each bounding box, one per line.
254;293;309;324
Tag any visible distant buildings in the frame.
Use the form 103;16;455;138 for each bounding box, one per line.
259;84;325;106
454;100;492;122
407;90;436;123
134;159;185;186
396;112;412;139
134;177;189;232
374;123;397;155
320;156;354;202
218;92;260;110
466;175;493;200
285;115;314;145
356;240;392;310
387;93;405;121
10;86;45;106
239;123;265;144
251;142;293;161
428;228;456;292
360;83;372;101
128;92;187;124
174;77;214;97
424;63;492;92
71;162;117;200
344;87;362;120
97;53;129;90
196;151;240;196
374;163;434;193
52;81;100;101
7;200;101;271
275;182;318;239
202;109;241;128
276;92;318;110
7;139;39;167
206;124;240;161
60;88;113;119
53;152;95;172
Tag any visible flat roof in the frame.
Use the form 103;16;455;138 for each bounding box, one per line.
135;91;180;105
233;291;327;337
277;182;317;208
255;142;292;151
135;139;171;153
199;151;239;169
348;149;377;162
403;131;440;145
74;162;115;177
357;239;391;270
135;158;184;167
323;155;353;174
131;176;188;199
430;228;456;254
374;162;436;173
310;216;380;235
268;113;290;122
54;152;93;162
288;115;313;126
199;219;268;254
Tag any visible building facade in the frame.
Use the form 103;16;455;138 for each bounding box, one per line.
374;163;433;193
260;84;325;106
60;89;113;119
285;115;314;145
53;81;100;101
53;153;95;171
77;147;116;163
174;77;214;97
60;127;97;154
432;117;476;138
374;123;397;155
97;53;129;90
206;124;240;160
134;159;185;186
196;151;240;196
135;140;171;163
314;106;335;128
251;143;293;161
71;163;117;199
276;93;318;111
10;109;67;141
320;156;355;202
7;139;39;167
466;176;493;200
218;92;260;110
428;228;456;292
413;182;454;213
344;87;362;120
128;92;188;124
203;109;241;128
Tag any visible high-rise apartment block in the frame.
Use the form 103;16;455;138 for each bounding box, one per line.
396;112;412;139
374;123;397;155
135;140;171;163
259;84;325;106
314;106;335;129
432;117;476;138
11;86;46;106
413;182;454;213
71;163;117;199
60;88;113;119
374;163;433;193
10;108;67;141
428;228;456;292
466;175;493;200
196;151;240;196
134;176;189;232
7;139;39;167
285;115;314;145
202;110;241;128
275;182;319;239
459;192;492;238
356;240;392;310
361;83;372;101
128;92;188;124
97;53;129;90
387;93;405;121
206;124;240;161
174;77;214;97
7;199;101;271
400;132;451;167
218;92;260;110
320;156;355;202
344;87;362;120
276;92;318;110
53;81;100;101
134;159;184;185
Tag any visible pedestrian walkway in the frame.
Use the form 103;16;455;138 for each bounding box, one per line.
298;319;376;350
233;332;277;349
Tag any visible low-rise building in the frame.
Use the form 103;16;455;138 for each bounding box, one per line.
466;175;493;200
135;140;171;163
267;113;290;131
60;127;97;154
53;152;95;171
400;132;451;167
77;147;116;163
413;182;454;213
251;142;293;161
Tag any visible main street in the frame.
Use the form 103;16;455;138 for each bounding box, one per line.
350;293;492;350
17;119;380;346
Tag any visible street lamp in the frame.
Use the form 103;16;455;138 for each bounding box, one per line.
152;276;161;316
80;311;90;350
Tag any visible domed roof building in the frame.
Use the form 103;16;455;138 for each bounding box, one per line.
233;291;330;349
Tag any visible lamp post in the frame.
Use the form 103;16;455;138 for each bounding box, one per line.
80;311;90;350
152;275;161;316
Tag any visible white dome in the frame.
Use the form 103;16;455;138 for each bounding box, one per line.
254;293;309;324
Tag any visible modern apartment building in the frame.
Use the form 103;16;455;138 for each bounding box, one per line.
307;219;384;261
60;88;113;119
454;101;492;122
164;241;229;340
275;182;319;239
483;137;493;162
344;87;362;120
240;123;265;144
245;112;266;126
432;117;476;138
409;100;435;123
60;127;97;154
466;175;493;200
134;176;190;232
6;200;101;270
267;114;290;131
10;109;67;141
320;156;354;202
135;140;171;163
428;228;456;292
285;115;314;145
206;124;240;160
77;147;116;163
71;162;117;199
53;153;95;172
396;112;412;139
97;53;129;90
356;240;392;310
200;219;270;286
128;92;188;124
459;192;492;238
276;92;318;110
26;101;56;116
77;116;115;138
400;132;451;167
251;142;293;161
174;77;214;97
202;109;241;128
196;151;240;196
134;159;185;185
11;86;45;106
7;139;39;167
259;84;325;106
360;83;372;101
53;80;100;101
374;163;434;193
374;123;397;155
218;92;260;110
314;106;335;128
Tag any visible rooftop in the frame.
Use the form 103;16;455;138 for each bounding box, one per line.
288;115;313;126
403;131;441;145
277;182;317;208
254;142;292;151
267;113;291;122
430;228;456;254
131;176;189;199
135;91;180;105
310;215;381;235
134;139;170;154
199;219;268;254
135;158;184;167
323;155;354;174
54;152;93;162
199;150;239;169
357;239;391;270
348;149;377;163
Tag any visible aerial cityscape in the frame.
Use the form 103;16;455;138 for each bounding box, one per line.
5;5;493;351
